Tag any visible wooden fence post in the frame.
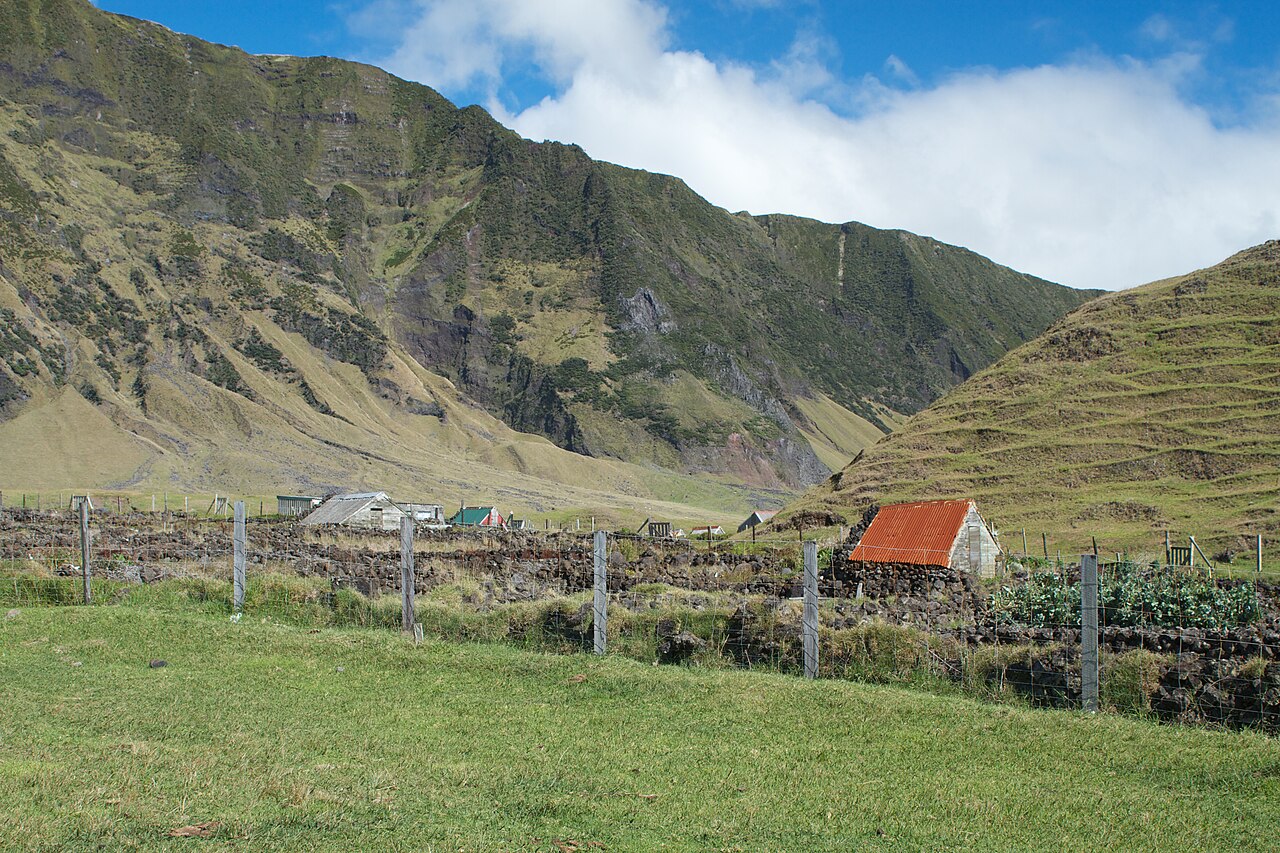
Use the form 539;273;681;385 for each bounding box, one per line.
233;501;246;612
80;499;91;604
803;540;819;680
1080;553;1099;713
400;516;415;633
1259;535;1264;576
593;530;607;655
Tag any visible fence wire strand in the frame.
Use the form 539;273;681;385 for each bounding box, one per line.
2;507;1275;731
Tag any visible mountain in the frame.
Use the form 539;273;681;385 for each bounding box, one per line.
793;242;1280;552
0;0;1096;510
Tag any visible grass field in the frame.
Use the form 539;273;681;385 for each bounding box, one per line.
2;605;1278;851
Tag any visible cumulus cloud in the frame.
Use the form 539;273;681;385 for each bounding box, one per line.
377;0;1280;290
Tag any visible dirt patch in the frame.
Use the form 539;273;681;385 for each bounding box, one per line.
1173;276;1209;296
1029;325;1118;363
1073;501;1166;524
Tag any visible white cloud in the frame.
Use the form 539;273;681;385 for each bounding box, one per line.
378;0;1280;290
883;55;919;87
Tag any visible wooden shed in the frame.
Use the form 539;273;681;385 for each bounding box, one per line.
301;492;404;531
848;499;1000;578
277;495;321;517
403;503;446;524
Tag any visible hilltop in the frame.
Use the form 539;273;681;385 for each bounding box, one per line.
0;0;1094;515
792;242;1280;552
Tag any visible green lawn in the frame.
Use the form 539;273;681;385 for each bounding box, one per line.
1;606;1278;851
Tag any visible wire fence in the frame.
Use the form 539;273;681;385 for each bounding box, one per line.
2;506;1275;732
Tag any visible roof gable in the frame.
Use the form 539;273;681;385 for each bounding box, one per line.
451;506;497;524
302;492;393;525
848;499;976;567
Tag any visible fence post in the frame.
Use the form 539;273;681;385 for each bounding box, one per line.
233;501;246;613
1080;553;1099;713
401;516;415;633
1257;535;1263;576
803;540;819;679
593;530;607;655
79;499;91;604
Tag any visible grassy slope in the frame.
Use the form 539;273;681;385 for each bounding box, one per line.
0;0;1097;501
1;605;1277;851
791;242;1280;553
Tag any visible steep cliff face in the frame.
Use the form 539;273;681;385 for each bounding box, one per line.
0;0;1098;492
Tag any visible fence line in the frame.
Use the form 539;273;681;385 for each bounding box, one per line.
1;508;1274;732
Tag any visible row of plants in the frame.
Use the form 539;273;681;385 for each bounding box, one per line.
990;563;1260;629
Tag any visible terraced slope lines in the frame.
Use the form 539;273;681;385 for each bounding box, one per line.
801;241;1280;550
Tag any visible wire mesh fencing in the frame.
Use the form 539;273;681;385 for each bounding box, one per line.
3;506;1276;732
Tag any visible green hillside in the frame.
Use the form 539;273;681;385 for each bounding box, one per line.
795;242;1280;553
0;0;1095;506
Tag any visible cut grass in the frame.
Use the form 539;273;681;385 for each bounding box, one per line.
1;605;1279;851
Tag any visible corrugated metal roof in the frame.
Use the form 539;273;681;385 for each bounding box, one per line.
301;492;391;525
848;499;975;568
450;506;497;525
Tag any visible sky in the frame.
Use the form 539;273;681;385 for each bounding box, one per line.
95;1;1280;291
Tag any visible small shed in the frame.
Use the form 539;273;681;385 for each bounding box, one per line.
403;503;445;524
449;506;505;527
277;495;321;517
737;509;777;533
302;492;404;531
848;499;1000;578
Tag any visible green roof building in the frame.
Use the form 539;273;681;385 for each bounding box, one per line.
449;506;505;527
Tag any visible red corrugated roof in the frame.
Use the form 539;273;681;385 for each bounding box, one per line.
848;499;974;567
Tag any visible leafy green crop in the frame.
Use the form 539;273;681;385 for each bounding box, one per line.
992;563;1259;629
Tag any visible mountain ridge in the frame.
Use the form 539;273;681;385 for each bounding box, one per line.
0;0;1098;512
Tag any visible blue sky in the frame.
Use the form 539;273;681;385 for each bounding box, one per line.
95;1;1280;289
98;1;1277;120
